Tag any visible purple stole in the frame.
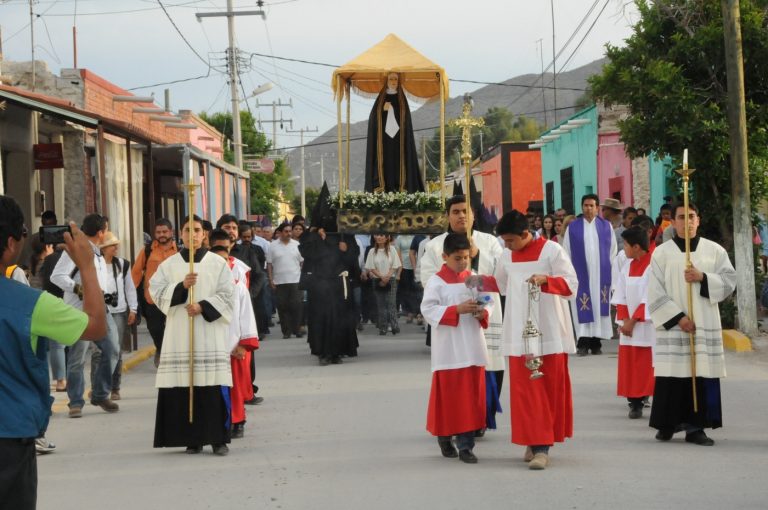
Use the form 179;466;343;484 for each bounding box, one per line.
568;217;612;323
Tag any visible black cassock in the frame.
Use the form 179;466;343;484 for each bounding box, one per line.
299;231;360;359
364;88;424;193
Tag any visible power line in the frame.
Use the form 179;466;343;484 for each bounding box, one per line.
127;72;212;90
559;0;611;73
275;103;581;151
156;0;210;68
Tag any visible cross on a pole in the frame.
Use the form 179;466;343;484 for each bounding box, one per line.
449;95;484;240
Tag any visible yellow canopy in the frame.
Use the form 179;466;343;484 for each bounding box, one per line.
332;33;449;100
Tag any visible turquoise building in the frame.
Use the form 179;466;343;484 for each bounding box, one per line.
536;106;599;215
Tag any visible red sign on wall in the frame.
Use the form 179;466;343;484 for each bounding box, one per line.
33;143;64;170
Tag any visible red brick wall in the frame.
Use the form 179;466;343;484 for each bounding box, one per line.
80;70;189;144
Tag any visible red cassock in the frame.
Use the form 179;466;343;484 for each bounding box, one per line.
508;354;573;445
613;245;656;399
231;337;259;424
426;365;486;437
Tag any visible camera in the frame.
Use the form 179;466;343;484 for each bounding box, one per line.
104;292;118;307
39;225;71;245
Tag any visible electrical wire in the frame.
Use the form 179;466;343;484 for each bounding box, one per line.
558;0;611;73
156;0;211;68
127;72;213;90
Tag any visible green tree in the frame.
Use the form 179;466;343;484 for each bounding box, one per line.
199;110;295;221
290;187;322;224
423;107;544;181
589;0;768;247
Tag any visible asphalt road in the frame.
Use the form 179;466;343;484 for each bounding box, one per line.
37;322;768;510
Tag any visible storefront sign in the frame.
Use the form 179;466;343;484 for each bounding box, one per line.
33;143;64;170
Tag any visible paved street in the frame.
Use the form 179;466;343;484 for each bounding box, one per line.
39;323;768;510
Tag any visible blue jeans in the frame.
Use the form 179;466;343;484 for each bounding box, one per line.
91;312;127;391
439;432;475;451
67;312;118;408
48;339;66;380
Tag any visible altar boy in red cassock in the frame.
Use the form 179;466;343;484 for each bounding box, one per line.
612;226;656;419
491;210;577;470
209;230;259;439
421;233;489;464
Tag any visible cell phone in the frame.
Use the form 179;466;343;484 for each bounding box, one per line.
39;225;71;245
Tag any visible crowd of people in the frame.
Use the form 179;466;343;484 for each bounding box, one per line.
0;189;747;506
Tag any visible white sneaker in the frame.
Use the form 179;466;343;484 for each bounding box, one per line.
35;437;56;454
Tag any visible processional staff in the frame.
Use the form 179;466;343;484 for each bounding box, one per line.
676;149;698;413
183;173;200;423
449;94;484;243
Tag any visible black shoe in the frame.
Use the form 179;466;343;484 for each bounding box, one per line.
655;428;674;441
591;348;603;355
628;407;643;419
319;356;330;366
244;396;264;405
576;347;589;357
231;423;244;439
212;443;229;456
438;440;458;458
392;327;400;335
474;428;486;438
186;446;203;454
330;356;343;364
458;449;478;464
685;431;715;446
295;332;304;338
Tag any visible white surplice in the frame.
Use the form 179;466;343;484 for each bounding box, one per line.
493;240;578;357
421;268;489;372
611;255;655;349
419;231;504;371
150;251;234;388
563;218;617;339
648;238;736;379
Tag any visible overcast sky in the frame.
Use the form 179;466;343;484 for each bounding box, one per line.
0;0;638;148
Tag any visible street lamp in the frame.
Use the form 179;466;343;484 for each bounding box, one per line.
241;82;274;103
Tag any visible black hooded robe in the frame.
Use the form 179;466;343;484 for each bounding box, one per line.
364;89;424;193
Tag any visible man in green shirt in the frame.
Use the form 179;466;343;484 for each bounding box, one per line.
0;195;107;510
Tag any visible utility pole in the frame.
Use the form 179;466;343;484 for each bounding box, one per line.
196;1;266;170
286;126;318;217
29;0;35;91
255;98;293;150
550;0;557;124
721;0;757;338
537;38;548;127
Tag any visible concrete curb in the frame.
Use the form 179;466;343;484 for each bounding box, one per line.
723;329;752;352
122;344;156;373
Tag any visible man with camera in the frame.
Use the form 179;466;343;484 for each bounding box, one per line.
0;195;107;510
50;214;120;418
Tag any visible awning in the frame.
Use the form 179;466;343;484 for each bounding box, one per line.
0;85;99;128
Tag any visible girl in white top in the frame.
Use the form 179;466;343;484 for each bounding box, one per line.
364;235;402;335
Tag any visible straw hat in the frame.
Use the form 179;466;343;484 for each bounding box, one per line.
100;231;120;248
600;198;624;211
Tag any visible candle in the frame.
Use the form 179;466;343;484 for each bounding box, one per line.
683;148;688;167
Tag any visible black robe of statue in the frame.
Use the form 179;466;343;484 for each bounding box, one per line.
298;231;360;359
364;88;424;193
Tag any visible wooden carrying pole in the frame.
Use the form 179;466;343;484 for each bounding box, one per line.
184;175;198;423
677;149;698;413
337;75;344;207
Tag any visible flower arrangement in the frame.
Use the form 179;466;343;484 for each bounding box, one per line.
330;191;443;212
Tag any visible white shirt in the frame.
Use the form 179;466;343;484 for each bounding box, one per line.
364;245;401;276
50;241;109;309
105;258;139;314
266;239;303;285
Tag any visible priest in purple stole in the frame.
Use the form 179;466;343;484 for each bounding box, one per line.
562;194;617;356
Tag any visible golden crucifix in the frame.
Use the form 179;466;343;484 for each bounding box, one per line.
182;177;200;423
675;148;698;413
449;95;484;240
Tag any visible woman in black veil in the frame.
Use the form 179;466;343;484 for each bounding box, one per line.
364;72;424;193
